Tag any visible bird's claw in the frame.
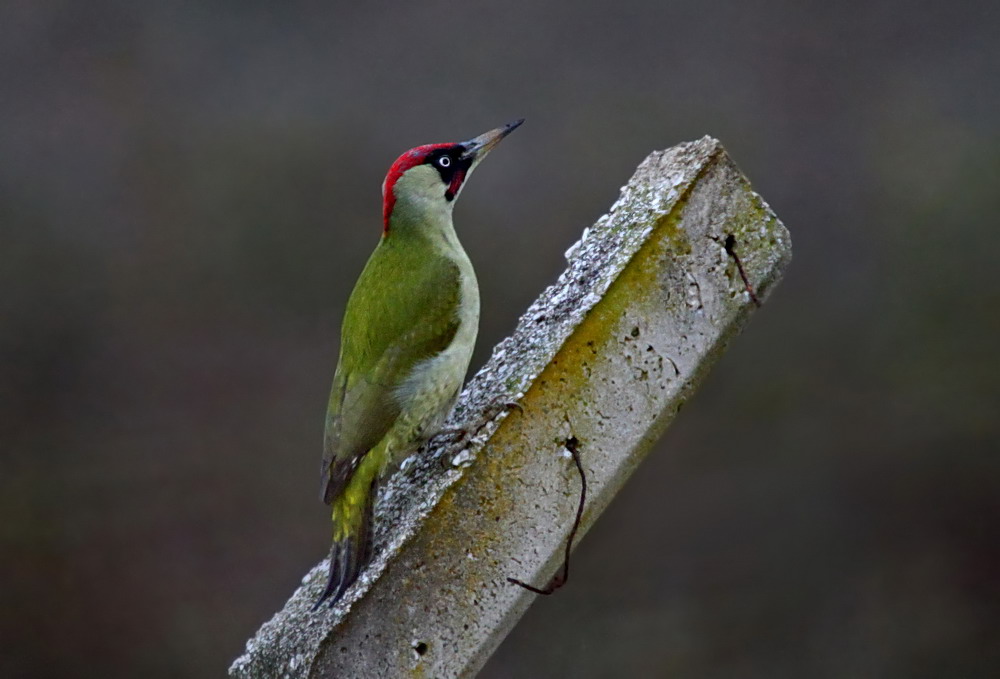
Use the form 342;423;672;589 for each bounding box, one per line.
431;400;523;450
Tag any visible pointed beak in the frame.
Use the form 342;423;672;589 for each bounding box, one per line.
459;118;524;168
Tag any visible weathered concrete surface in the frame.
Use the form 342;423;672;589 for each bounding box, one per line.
229;137;792;679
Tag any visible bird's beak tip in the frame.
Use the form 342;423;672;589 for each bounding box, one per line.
461;118;525;161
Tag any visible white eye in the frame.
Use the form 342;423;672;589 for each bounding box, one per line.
438;156;451;168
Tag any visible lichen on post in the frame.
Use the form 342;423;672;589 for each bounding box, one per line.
229;136;792;679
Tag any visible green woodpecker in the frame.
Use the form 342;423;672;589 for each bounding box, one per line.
315;120;523;608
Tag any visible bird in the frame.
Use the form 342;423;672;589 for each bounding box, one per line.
314;119;524;608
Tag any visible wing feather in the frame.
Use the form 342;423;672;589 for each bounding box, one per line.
320;240;461;503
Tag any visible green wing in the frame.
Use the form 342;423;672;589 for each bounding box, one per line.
321;238;460;503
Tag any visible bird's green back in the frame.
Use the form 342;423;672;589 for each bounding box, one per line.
321;228;461;502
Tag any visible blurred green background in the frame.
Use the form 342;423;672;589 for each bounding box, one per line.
2;1;997;677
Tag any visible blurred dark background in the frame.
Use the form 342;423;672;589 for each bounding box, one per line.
2;1;997;677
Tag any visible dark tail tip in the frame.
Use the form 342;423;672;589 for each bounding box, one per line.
311;543;353;611
312;480;377;611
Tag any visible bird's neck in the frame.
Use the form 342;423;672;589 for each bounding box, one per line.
387;199;467;262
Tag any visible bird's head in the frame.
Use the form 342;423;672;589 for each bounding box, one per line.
381;119;523;232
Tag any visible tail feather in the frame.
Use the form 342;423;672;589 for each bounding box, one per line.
312;479;376;610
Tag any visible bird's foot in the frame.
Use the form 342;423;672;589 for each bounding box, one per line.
430;400;523;449
482;399;524;421
429;426;466;446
